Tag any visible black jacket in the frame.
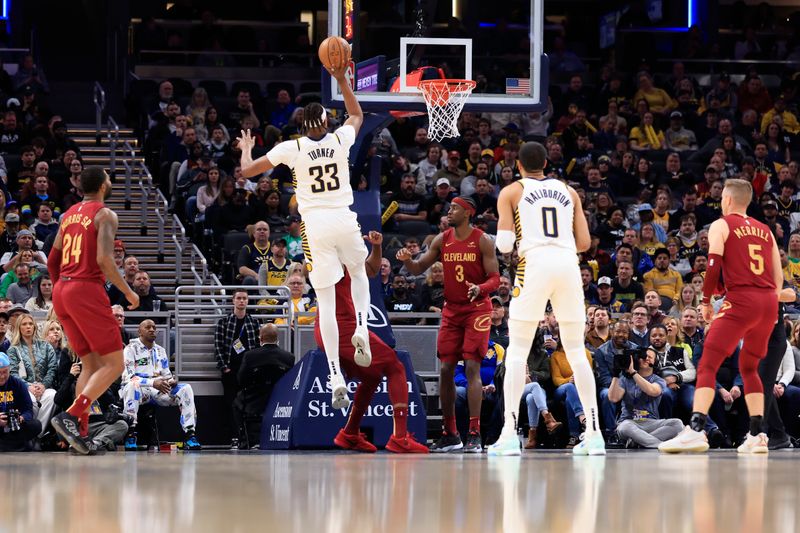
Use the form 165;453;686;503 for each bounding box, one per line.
236;344;294;415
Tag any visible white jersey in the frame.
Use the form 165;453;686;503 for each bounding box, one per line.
514;177;576;257
266;125;357;216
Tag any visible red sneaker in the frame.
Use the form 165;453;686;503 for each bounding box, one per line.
385;433;430;454
334;429;377;453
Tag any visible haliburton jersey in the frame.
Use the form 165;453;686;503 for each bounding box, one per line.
514;177;576;256
266;124;357;216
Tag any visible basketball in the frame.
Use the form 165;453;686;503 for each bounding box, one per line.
318;36;351;71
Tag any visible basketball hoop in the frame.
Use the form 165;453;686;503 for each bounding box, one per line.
418;79;476;142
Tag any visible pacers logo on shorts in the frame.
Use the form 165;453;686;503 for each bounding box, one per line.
474;315;491;332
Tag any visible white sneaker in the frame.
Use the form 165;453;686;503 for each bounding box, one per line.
572;432;607;456
487;434;521;456
330;374;350;410
658;426;709;454
351;331;372;367
737;433;769;454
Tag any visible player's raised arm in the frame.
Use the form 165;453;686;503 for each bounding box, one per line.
397;233;441;275
495;182;522;254
328;60;363;135
96;208;139;310
238;129;276;178
569;186;591;252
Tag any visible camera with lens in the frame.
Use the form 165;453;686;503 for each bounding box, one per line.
613;348;647;377
3;409;21;433
104;403;134;427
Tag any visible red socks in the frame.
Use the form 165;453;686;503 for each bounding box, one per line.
469;417;480;433
67;395;91;418
444;415;457;435
79;412;89;438
393;406;408;438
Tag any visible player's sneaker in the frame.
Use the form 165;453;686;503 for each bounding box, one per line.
658;426;709;454
572;432;607;456
737;432;769;454
487;434;521;456
334;429;377;452
329;374;350;410
351;331;372;367
463;430;482;453
385;433;429;454
51;412;91;455
429;432;463;453
767;433;792;450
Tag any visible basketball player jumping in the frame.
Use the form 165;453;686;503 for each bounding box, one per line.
488;142;605;456
397;197;500;453
660;179;782;454
318;231;428;453
238;63;371;411
48;167;140;455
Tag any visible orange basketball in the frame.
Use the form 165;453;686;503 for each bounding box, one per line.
318;36;351;71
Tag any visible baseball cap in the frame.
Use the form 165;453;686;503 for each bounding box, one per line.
0;352;9;368
669;111;683;119
705;166;717;172
481;149;494;158
7;306;30;317
637;203;653;212
272;236;288;246
5;213;19;223
114;239;126;251
597;276;612;287
286;214;301;224
490;295;504;306
598;155;611;164
436;177;451;188
16;229;32;237
6;98;20;109
763;200;778;209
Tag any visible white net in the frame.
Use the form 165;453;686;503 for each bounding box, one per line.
419;79;476;142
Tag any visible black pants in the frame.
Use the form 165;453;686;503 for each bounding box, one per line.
0;419;43;452
221;370;240;440
758;319;787;437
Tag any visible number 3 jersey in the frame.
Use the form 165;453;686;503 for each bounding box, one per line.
514;177;576;257
718;213;776;292
57;200;104;281
441;227;489;307
267;124;357;216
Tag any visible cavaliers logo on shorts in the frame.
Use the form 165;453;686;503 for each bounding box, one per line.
473;315;491;332
716;300;732;318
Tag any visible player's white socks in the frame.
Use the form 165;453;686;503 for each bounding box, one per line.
502;320;537;437
346;264;371;338
315;285;343;378
561;321;601;436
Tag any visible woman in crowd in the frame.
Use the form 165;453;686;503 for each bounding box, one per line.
193;165;222;224
25;274;53;313
630;111;667;151
764;122;791;165
632;72;676;116
638;223;662;257
669;285;698;319
7;314;59;434
415;143;443;194
186;87;211;142
253;189;288;232
596;206;627;252
204;176;236;234
203;106;229;143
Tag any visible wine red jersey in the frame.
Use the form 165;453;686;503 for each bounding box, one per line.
58;201;104;281
719;213;776;292
440;227;489;306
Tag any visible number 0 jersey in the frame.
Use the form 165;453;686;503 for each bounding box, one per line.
266;124;357;216
57;200;104;281
719;214;776;292
514;177;576;257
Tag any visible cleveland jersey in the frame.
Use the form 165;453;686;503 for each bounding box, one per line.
720;214;776;292
58;200;104;281
514;177;576;257
441;227;488;306
266;125;356;216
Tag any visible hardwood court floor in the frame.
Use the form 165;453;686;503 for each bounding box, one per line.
2;450;799;533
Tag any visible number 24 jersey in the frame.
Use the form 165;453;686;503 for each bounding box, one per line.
267;124;356;216
58;200;104;281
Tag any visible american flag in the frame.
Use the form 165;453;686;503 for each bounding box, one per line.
506;78;531;95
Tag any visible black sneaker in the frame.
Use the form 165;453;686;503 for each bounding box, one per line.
230;438;239;450
566;435;580;449
768;433;793;450
463;430;482;453
429;432;463;453
51;412;90;455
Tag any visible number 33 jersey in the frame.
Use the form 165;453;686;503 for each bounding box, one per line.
57;200;104;281
514;177;576;257
267;124;357;216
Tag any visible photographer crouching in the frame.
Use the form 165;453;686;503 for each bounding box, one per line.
608;347;683;448
0;352;42;451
